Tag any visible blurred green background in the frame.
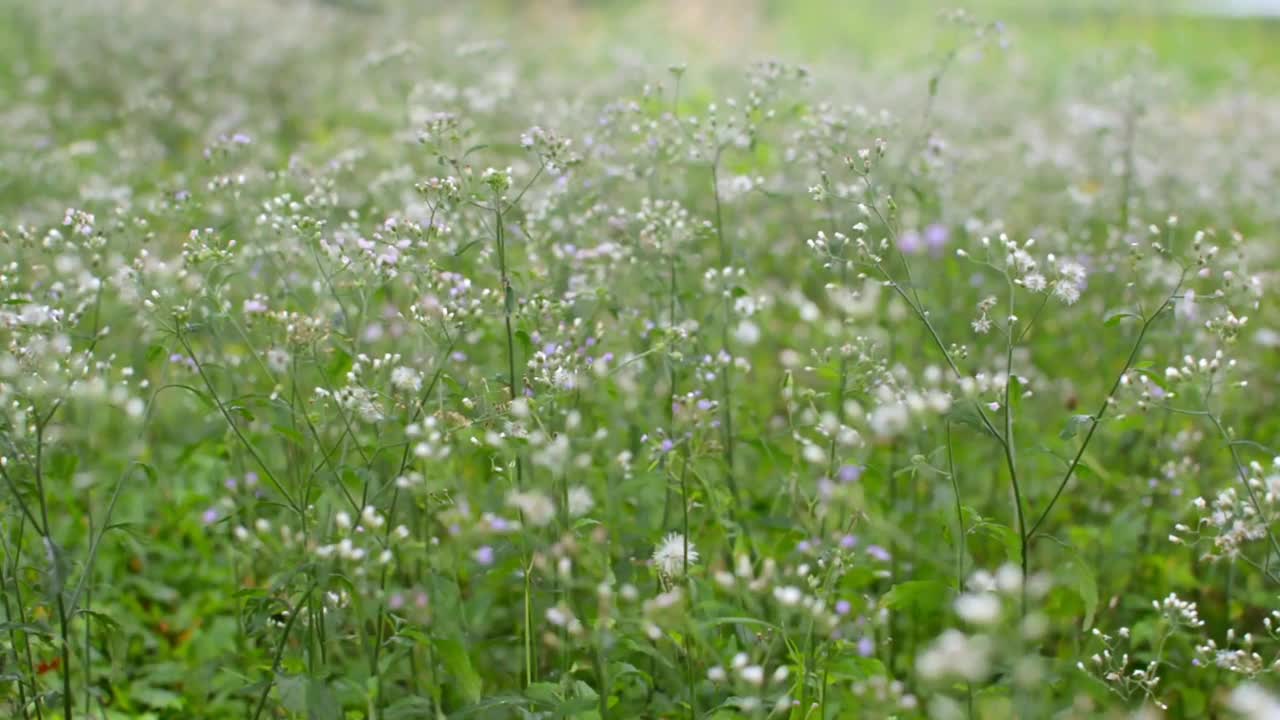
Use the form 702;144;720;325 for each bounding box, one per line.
472;0;1279;89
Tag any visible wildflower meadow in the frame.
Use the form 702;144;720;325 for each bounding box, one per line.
3;1;1280;717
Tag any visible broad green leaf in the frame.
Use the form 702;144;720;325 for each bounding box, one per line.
436;637;482;705
881;580;952;615
1103;308;1142;326
1059;414;1094;440
1062;556;1099;631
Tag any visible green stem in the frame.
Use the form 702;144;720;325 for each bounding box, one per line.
1027;282;1181;540
251;586;316;720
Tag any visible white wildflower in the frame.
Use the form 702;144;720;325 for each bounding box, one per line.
652;532;698;578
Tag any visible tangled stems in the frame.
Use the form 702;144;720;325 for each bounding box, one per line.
176;326;303;518
1026;274;1186;543
369;350;455;709
855;175;1026;554
0;522;38;720
1157;392;1280;574
867;248;1028;590
709;149;743;511
250;584;317;720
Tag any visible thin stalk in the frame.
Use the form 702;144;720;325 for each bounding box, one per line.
250;585;316;720
368;356;453;709
679;454;695;720
495;202;525;488
1;559;31;720
875;262;1010;456
1207;412;1280;561
523;559;535;687
946;422;966;591
176;330;301;515
1002;284;1028;613
7;518;43;720
1118;81;1138;232
709;150;742;509
1027;284;1180;540
83;525;92;716
30;418;73;720
491;194;537;689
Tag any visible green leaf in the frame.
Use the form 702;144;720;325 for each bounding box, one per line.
971;520;1022;564
131;685;184;710
514;329;533;359
1180;687;1207;716
271;423;306;447
1103;308;1142;326
525;681;561;706
43;538;69;603
278;674;340;720
384;696;436;719
0;622;52;636
699;616;783;633
278;674;308;715
451;695;531;718
1059;414;1094;440
436;637;482;705
306;678;340;720
881;580;951;615
48;452;79;482
326;348;353;383
553;697;600;719
1008;374;1023;418
75;608;121;633
1063;557;1099;631
946;402;997;440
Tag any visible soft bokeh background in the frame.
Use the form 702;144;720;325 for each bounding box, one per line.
475;0;1278;86
2;0;1276;219
5;0;1278;89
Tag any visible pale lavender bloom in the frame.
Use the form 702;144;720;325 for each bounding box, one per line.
839;534;858;550
818;478;835;500
857;637;875;657
474;545;495;566
202;508;220;525
836;599;852;616
924;223;950;254
867;545;891;562
898;230;923;255
838;465;862;483
388;593;405;610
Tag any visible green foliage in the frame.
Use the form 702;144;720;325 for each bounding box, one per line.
1;1;1279;719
